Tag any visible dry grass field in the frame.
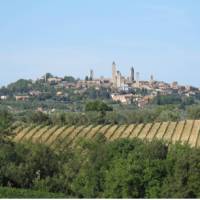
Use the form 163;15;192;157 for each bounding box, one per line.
13;120;200;148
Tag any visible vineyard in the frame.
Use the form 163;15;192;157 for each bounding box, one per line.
12;120;200;148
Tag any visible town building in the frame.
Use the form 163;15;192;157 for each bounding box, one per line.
15;95;30;101
111;93;134;104
111;62;135;90
47;77;63;85
0;95;8;100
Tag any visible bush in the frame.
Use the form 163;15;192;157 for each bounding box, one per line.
0;187;66;198
1;136;200;198
0;109;13;135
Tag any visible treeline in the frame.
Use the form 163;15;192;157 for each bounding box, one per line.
0;135;200;198
0;187;65;198
2;102;200;133
12;104;200;126
0;78;111;101
152;94;197;107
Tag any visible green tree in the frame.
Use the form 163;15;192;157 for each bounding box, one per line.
187;105;200;119
85;101;113;112
104;157;144;198
0;110;13;135
161;144;200;198
45;73;54;79
85;101;113;124
26;111;51;125
7;79;32;93
63;76;76;83
71;134;108;198
156;110;181;122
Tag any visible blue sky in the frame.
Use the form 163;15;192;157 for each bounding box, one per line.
0;0;200;86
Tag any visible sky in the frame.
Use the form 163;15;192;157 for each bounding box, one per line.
0;0;200;87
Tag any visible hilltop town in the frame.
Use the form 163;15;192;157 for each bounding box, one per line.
1;62;199;111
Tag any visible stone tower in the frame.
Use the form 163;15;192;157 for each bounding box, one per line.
130;66;135;82
150;74;154;83
90;69;94;80
112;61;117;87
116;71;122;88
136;72;140;87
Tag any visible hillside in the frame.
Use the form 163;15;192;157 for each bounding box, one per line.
13;120;200;148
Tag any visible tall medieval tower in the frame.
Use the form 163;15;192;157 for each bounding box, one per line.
112;61;117;87
130;66;135;82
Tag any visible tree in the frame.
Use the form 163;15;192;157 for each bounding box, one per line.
85;101;113;112
26;111;51;125
0;110;13;135
7;79;32;94
85;101;113;124
104;157;144;198
45;73;54;79
63;76;76;83
156;110;181;122
161;144;200;198
153;94;182;105
187;105;200;119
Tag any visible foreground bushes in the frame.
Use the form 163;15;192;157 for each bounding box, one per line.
0;187;65;198
0;135;200;198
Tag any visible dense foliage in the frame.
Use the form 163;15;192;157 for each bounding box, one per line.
0;187;65;198
2;98;200;130
85;100;113;112
0;109;13;135
0;135;200;198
